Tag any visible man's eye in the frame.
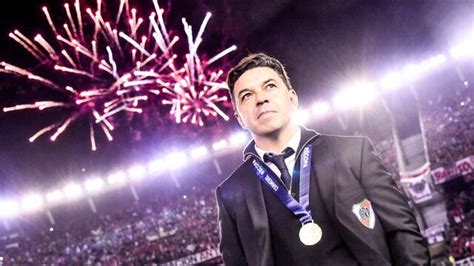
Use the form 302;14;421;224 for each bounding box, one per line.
241;93;251;101
267;83;276;88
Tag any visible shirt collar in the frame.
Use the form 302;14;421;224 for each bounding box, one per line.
254;127;302;160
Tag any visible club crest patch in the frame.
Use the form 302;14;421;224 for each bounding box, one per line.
352;199;375;229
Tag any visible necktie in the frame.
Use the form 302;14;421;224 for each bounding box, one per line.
263;147;295;190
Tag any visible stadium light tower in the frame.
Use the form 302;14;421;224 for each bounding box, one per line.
333;81;377;110
85;177;105;193
148;158;165;175
380;71;404;91
107;171;127;185
165;152;187;170
63;183;83;200
0;200;19;219
293;109;310;125
128;165;147;181
190;146;209;159
212;139;228;151
229;131;248;145
46;189;63;203
21;193;44;213
311;101;331;117
450;31;474;59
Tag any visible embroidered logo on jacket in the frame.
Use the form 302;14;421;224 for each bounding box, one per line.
351;199;375;229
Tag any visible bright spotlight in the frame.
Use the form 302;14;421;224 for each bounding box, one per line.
165;152;187;170
450;34;474;59
107;171;127;185
293;109;309;125
229;132;248;145
402;63;424;82
190;146;208;159
85;177;105;193
380;71;404;91
0;200;19;218
212;139;228;151
422;54;447;70
312;101;330;117
128;165;147;180
46;190;63;203
333;82;377;110
21;193;44;212
148;159;164;174
63;183;83;200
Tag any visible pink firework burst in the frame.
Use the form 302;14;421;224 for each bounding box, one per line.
1;0;235;150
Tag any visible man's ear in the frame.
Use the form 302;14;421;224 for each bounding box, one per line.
289;89;299;111
234;112;247;129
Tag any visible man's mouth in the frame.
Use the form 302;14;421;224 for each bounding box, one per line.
257;110;275;119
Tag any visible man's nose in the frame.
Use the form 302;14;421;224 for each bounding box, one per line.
255;90;269;106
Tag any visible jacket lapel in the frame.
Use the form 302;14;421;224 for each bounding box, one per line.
241;158;275;266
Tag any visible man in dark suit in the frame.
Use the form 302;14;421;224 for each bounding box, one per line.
216;53;430;265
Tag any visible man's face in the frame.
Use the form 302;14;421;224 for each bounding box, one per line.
233;67;298;137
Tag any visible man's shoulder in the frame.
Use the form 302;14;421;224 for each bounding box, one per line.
316;133;368;150
216;158;253;193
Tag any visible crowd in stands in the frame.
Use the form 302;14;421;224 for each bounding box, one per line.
0;187;220;265
420;85;474;169
446;190;473;262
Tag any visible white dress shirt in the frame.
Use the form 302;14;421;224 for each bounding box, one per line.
255;128;301;179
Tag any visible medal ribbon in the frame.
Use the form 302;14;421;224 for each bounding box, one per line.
252;145;313;225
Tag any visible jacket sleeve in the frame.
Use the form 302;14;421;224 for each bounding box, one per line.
357;137;430;265
216;186;248;265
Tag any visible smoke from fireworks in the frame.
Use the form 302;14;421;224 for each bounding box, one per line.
1;0;236;150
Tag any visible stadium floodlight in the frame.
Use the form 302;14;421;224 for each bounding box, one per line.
190;146;208;159
229;132;248;145
401;63;423;82
449;33;474;59
422;54;447;70
148;158;164;175
311;101;330;117
128;165;147;181
46;190;63;203
21;193;44;213
293;109;310;125
63;183;83;200
380;71;404;91
165;152;187;169
107;171;127;185
0;200;19;219
333;82;377;110
212;139;228;151
85;177;105;193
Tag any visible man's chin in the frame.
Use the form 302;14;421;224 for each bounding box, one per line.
253;126;282;138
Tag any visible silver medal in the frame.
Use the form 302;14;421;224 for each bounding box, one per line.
299;222;322;246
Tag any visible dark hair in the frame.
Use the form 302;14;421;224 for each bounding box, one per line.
226;53;293;102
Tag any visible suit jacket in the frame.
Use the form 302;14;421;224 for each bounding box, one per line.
216;127;430;265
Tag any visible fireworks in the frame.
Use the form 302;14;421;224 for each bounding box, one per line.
1;0;236;150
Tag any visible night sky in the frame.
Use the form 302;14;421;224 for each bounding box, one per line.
0;0;472;194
